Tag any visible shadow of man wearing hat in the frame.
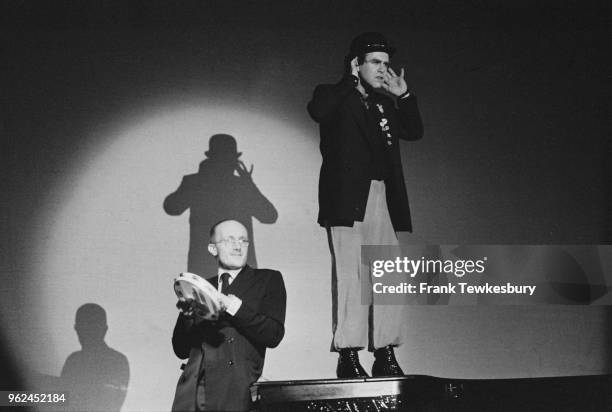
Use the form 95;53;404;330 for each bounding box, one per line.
307;32;424;378
164;134;278;278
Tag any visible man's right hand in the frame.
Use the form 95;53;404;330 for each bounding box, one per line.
176;299;196;317
177;298;212;320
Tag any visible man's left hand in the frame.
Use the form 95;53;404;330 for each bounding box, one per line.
218;293;242;316
383;68;408;97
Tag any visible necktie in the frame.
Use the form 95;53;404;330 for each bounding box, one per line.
220;272;230;294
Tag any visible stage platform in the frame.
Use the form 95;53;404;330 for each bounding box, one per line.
252;374;612;411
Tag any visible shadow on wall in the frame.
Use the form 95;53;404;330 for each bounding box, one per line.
59;303;130;412
164;134;278;277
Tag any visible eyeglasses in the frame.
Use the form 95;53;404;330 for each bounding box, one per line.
215;237;250;247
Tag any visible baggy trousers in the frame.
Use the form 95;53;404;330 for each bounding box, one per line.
327;180;403;351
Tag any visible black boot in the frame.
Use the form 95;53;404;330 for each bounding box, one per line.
336;348;369;378
372;346;404;377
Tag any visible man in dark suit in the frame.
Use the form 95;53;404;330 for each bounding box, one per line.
171;219;286;412
307;32;423;378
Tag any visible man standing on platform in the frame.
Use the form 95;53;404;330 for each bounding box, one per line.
171;219;286;411
307;32;424;378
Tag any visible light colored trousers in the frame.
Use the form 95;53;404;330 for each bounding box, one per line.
327;180;403;351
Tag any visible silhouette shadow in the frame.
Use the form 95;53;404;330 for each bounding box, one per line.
60;303;129;412
164;134;278;277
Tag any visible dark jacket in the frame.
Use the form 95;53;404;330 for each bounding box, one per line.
171;266;286;412
307;75;423;231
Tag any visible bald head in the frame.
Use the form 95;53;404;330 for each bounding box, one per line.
208;220;249;270
209;219;246;241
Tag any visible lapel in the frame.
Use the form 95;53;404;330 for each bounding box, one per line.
346;91;378;149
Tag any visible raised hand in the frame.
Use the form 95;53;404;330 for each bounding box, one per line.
236;160;254;179
383;67;408;97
